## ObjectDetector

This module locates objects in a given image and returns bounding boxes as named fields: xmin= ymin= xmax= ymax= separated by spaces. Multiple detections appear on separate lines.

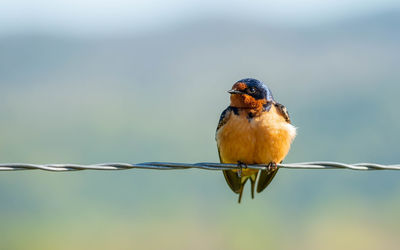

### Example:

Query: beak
xmin=227 ymin=89 xmax=243 ymax=95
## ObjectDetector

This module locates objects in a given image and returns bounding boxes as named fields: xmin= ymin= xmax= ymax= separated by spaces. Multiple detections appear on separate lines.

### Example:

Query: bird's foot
xmin=267 ymin=162 xmax=278 ymax=172
xmin=237 ymin=161 xmax=247 ymax=178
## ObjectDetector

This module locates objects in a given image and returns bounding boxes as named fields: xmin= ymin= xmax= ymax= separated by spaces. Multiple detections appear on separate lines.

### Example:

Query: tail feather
xmin=237 ymin=178 xmax=248 ymax=203
xmin=223 ymin=170 xmax=267 ymax=203
xmin=256 ymin=168 xmax=279 ymax=193
xmin=237 ymin=173 xmax=259 ymax=203
xmin=250 ymin=172 xmax=258 ymax=199
xmin=223 ymin=170 xmax=241 ymax=194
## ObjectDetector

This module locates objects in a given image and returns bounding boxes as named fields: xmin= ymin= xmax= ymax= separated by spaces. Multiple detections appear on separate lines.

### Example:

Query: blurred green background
xmin=1 ymin=1 xmax=400 ymax=249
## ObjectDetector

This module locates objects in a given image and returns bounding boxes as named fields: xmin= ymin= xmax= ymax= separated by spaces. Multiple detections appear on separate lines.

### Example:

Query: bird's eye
xmin=248 ymin=87 xmax=256 ymax=94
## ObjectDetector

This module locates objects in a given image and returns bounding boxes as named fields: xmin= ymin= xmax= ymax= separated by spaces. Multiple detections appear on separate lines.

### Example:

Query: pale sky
xmin=1 ymin=0 xmax=399 ymax=35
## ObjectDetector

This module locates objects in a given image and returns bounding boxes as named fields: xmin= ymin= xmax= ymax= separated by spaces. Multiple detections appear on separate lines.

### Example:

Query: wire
xmin=0 ymin=162 xmax=399 ymax=172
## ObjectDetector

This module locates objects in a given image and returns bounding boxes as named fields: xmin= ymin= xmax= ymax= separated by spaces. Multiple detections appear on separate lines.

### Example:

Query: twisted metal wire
xmin=0 ymin=162 xmax=399 ymax=172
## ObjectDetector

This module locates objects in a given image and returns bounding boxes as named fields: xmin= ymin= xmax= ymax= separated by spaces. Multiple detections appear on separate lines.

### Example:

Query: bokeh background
xmin=1 ymin=1 xmax=400 ymax=249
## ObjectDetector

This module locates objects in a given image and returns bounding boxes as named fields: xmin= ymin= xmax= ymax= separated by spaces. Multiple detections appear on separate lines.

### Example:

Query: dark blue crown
xmin=236 ymin=78 xmax=274 ymax=101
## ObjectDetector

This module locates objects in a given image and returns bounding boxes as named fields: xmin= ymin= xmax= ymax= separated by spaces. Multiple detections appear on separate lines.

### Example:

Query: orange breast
xmin=216 ymin=105 xmax=296 ymax=168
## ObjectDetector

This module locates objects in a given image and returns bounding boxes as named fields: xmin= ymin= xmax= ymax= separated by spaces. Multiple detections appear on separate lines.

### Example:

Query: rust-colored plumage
xmin=216 ymin=78 xmax=296 ymax=203
xmin=229 ymin=82 xmax=267 ymax=111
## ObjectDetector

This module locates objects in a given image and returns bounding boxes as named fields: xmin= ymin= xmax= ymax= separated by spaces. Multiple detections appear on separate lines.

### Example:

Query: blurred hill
xmin=0 ymin=10 xmax=399 ymax=250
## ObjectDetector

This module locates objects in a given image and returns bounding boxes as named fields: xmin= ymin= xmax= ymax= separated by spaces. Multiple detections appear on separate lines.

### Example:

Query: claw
xmin=267 ymin=162 xmax=278 ymax=172
xmin=237 ymin=161 xmax=247 ymax=178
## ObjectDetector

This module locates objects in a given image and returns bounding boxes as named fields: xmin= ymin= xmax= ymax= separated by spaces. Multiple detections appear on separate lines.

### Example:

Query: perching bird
xmin=215 ymin=78 xmax=296 ymax=203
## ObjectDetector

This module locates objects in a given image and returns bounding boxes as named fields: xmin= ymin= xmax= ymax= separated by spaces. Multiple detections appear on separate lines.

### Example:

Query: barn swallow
xmin=215 ymin=78 xmax=296 ymax=203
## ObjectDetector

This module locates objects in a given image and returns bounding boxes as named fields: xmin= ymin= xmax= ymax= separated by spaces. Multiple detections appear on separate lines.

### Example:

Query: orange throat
xmin=230 ymin=94 xmax=267 ymax=114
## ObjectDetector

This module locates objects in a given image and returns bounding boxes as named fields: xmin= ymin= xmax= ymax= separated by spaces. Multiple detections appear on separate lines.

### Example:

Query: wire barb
xmin=0 ymin=162 xmax=399 ymax=172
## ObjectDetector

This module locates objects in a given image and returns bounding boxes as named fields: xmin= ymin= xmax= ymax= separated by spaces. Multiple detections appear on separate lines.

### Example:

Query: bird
xmin=215 ymin=78 xmax=296 ymax=203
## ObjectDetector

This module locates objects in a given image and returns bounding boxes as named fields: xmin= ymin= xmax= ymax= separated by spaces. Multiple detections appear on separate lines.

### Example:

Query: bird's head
xmin=228 ymin=78 xmax=274 ymax=109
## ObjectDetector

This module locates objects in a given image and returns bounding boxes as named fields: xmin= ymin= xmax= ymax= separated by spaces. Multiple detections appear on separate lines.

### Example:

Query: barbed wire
xmin=0 ymin=162 xmax=399 ymax=172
